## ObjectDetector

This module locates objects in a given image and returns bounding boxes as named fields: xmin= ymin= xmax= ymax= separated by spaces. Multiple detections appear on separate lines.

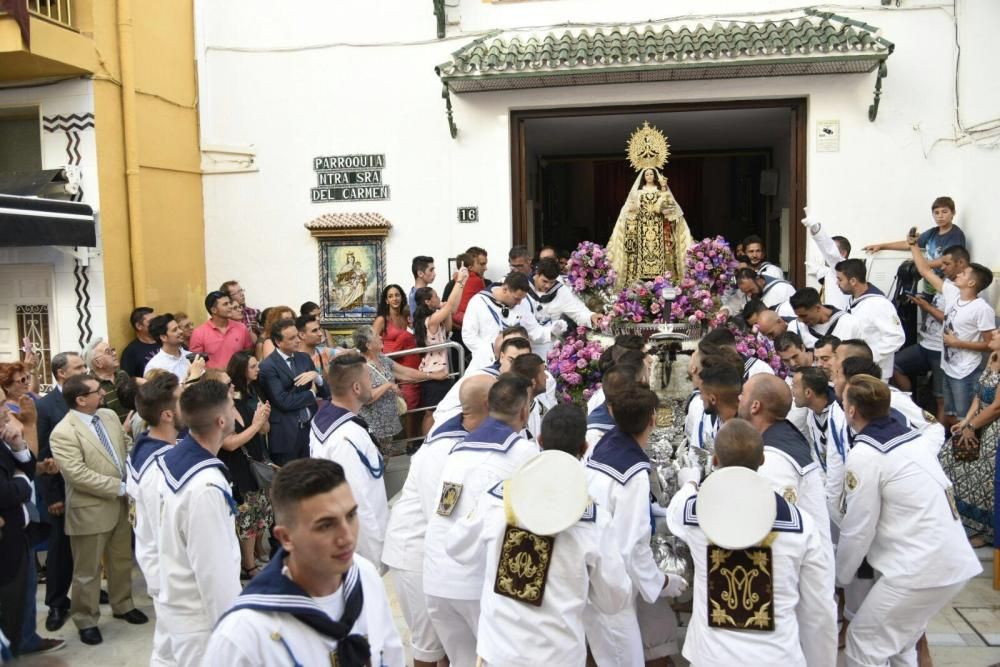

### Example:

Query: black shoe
xmin=22 ymin=638 xmax=65 ymax=655
xmin=99 ymin=590 xmax=109 ymax=605
xmin=45 ymin=607 xmax=69 ymax=632
xmin=113 ymin=608 xmax=148 ymax=625
xmin=79 ymin=627 xmax=103 ymax=645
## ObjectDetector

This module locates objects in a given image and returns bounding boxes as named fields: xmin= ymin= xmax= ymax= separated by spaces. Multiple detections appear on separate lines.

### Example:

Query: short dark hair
xmin=50 ymin=351 xmax=81 ymax=382
xmin=204 ymin=290 xmax=228 ymax=314
xmin=148 ymin=313 xmax=175 ymax=344
xmin=699 ymin=345 xmax=743 ymax=372
xmin=510 ymin=354 xmax=545 ymax=383
xmin=300 ymin=301 xmax=320 ymax=317
xmin=789 ymin=287 xmax=821 ymax=311
xmin=327 ymin=352 xmax=367 ymax=397
xmin=700 ymin=362 xmax=743 ymax=395
xmin=294 ymin=314 xmax=318 ymax=332
xmin=740 ymin=298 xmax=768 ymax=323
xmin=465 ymin=246 xmax=487 ymax=259
xmin=180 ymin=379 xmax=231 ymax=434
xmin=845 ymin=375 xmax=891 ymax=421
xmin=502 ymin=271 xmax=531 ymax=292
xmin=501 ymin=325 xmax=529 ymax=339
xmin=130 ymin=307 xmax=154 ymax=331
xmin=931 ymin=196 xmax=955 ymax=213
xmin=814 ymin=335 xmax=841 ymax=351
xmin=832 ymin=235 xmax=851 ymax=257
xmin=735 ymin=267 xmax=760 ymax=283
xmin=499 ymin=337 xmax=531 ymax=356
xmin=742 ymin=234 xmax=764 ymax=250
xmin=539 ymin=403 xmax=586 ymax=457
xmin=137 ymin=373 xmax=179 ymax=426
xmin=508 ymin=245 xmax=531 ymax=262
xmin=62 ymin=374 xmax=98 ymax=409
xmin=835 ymin=258 xmax=867 ymax=283
xmin=969 ymin=262 xmax=994 ymax=292
xmin=608 ymin=386 xmax=659 ymax=436
xmin=838 ymin=339 xmax=873 ymax=363
xmin=715 ymin=419 xmax=764 ymax=470
xmin=534 ymin=257 xmax=560 ymax=280
xmin=775 ymin=332 xmax=805 ymax=353
xmin=601 ymin=363 xmax=643 ymax=403
xmin=488 ymin=374 xmax=532 ymax=417
xmin=411 ymin=256 xmax=434 ymax=278
xmin=942 ymin=245 xmax=970 ymax=264
xmin=271 ymin=458 xmax=348 ymax=526
xmin=842 ymin=357 xmax=883 ymax=381
xmin=797 ymin=366 xmax=830 ymax=396
xmin=700 ymin=327 xmax=737 ymax=351
xmin=270 ymin=318 xmax=297 ymax=344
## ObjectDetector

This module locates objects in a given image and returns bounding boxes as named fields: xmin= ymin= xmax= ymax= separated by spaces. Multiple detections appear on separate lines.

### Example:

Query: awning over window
xmin=0 ymin=193 xmax=96 ymax=247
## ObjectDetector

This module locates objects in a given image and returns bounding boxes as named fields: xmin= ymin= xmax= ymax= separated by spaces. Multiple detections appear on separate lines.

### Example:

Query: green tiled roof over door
xmin=436 ymin=13 xmax=892 ymax=93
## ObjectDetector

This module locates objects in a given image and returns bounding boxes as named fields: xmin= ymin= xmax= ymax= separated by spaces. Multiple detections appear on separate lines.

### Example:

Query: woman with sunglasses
xmin=0 ymin=361 xmax=41 ymax=455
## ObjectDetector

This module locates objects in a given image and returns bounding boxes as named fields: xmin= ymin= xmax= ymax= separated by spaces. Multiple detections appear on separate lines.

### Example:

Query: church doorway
xmin=510 ymin=99 xmax=807 ymax=285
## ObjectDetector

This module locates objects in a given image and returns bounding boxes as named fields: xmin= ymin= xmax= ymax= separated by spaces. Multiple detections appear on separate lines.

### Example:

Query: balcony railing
xmin=28 ymin=0 xmax=74 ymax=30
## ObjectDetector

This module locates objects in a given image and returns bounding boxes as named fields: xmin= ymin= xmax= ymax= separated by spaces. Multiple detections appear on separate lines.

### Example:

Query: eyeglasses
xmin=82 ymin=387 xmax=106 ymax=397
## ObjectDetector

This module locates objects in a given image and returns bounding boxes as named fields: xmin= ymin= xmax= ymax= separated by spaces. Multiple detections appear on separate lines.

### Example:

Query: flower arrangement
xmin=547 ymin=326 xmax=605 ymax=405
xmin=565 ymin=241 xmax=617 ymax=294
xmin=609 ymin=275 xmax=676 ymax=326
xmin=730 ymin=322 xmax=788 ymax=379
xmin=686 ymin=236 xmax=739 ymax=295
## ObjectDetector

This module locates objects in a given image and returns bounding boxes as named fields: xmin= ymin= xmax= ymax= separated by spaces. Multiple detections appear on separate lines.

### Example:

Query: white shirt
xmin=760 ymin=278 xmax=796 ymax=309
xmin=803 ymin=309 xmax=863 ymax=344
xmin=940 ymin=280 xmax=996 ymax=379
xmin=462 ymin=290 xmax=549 ymax=370
xmin=143 ymin=347 xmax=191 ymax=383
xmin=309 ymin=407 xmax=388 ymax=566
xmin=431 ymin=364 xmax=500 ymax=428
xmin=125 ymin=434 xmax=173 ymax=597
xmin=918 ymin=291 xmax=946 ymax=352
xmin=889 ymin=388 xmax=946 ymax=456
xmin=446 ymin=481 xmax=632 ymax=667
xmin=806 ymin=223 xmax=852 ymax=312
xmin=756 ymin=261 xmax=786 ymax=281
xmin=203 ymin=556 xmax=404 ymax=667
xmin=848 ymin=287 xmax=906 ymax=380
xmin=837 ymin=419 xmax=982 ymax=589
xmin=525 ymin=282 xmax=596 ymax=359
xmin=667 ymin=481 xmax=837 ymax=667
xmin=684 ymin=392 xmax=719 ymax=450
xmin=422 ymin=420 xmax=539 ymax=600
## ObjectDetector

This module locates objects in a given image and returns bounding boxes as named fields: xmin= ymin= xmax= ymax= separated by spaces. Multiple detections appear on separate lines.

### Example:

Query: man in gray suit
xmin=50 ymin=375 xmax=147 ymax=646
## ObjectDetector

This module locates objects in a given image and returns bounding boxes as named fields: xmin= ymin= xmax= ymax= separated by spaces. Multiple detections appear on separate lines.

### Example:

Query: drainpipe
xmin=117 ymin=0 xmax=146 ymax=306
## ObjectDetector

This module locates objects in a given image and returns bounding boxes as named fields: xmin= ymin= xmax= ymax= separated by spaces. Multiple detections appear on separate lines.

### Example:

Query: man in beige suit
xmin=50 ymin=374 xmax=147 ymax=646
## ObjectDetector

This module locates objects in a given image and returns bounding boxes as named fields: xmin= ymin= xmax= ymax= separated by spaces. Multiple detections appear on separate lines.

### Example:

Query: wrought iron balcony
xmin=28 ymin=0 xmax=74 ymax=30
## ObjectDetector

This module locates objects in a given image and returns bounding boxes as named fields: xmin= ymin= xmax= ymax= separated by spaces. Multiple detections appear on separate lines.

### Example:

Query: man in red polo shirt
xmin=189 ymin=290 xmax=253 ymax=369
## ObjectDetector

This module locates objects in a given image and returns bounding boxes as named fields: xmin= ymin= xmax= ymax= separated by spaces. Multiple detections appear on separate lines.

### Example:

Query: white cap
xmin=509 ymin=450 xmax=590 ymax=536
xmin=697 ymin=467 xmax=776 ymax=550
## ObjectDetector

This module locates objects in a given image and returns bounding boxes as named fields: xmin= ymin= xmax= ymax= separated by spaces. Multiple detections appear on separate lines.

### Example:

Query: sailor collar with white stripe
xmin=486 ymin=479 xmax=597 ymax=523
xmin=425 ymin=413 xmax=469 ymax=444
xmin=450 ymin=416 xmax=526 ymax=454
xmin=854 ymin=416 xmax=920 ymax=454
xmin=849 ymin=284 xmax=886 ymax=309
xmin=762 ymin=420 xmax=818 ymax=472
xmin=157 ymin=435 xmax=228 ymax=493
xmin=311 ymin=403 xmax=368 ymax=445
xmin=760 ymin=275 xmax=791 ymax=294
xmin=683 ymin=490 xmax=803 ymax=534
xmin=127 ymin=432 xmax=174 ymax=483
xmin=527 ymin=281 xmax=562 ymax=306
xmin=756 ymin=261 xmax=778 ymax=274
xmin=586 ymin=401 xmax=615 ymax=432
xmin=586 ymin=427 xmax=650 ymax=485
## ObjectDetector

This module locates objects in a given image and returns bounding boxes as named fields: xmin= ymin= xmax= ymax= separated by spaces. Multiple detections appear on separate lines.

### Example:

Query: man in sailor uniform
xmin=837 ymin=375 xmax=981 ymax=667
xmin=525 ymin=257 xmax=602 ymax=359
xmin=667 ymin=419 xmax=837 ymax=667
xmin=381 ymin=374 xmax=495 ymax=667
xmin=790 ymin=287 xmax=864 ymax=343
xmin=791 ymin=367 xmax=848 ymax=512
xmin=126 ymin=374 xmax=182 ymax=666
xmin=585 ymin=363 xmax=644 ymax=455
xmin=423 ymin=375 xmax=540 ymax=667
xmin=309 ymin=353 xmax=387 ymax=567
xmin=699 ymin=328 xmax=774 ymax=383
xmin=155 ymin=379 xmax=242 ymax=665
xmin=446 ymin=406 xmax=632 ymax=667
xmin=736 ymin=268 xmax=796 ymax=309
xmin=204 ymin=459 xmax=404 ymax=667
xmin=739 ymin=374 xmax=832 ymax=548
xmin=585 ymin=386 xmax=687 ymax=666
xmin=431 ymin=334 xmax=529 ymax=428
xmin=462 ymin=271 xmax=560 ymax=371
xmin=835 ymin=259 xmax=905 ymax=380
xmin=510 ymin=354 xmax=553 ymax=442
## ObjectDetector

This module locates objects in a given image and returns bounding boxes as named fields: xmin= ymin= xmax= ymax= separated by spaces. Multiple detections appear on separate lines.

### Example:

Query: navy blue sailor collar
xmin=451 ymin=416 xmax=523 ymax=454
xmin=587 ymin=401 xmax=615 ymax=431
xmin=683 ymin=489 xmax=803 ymax=534
xmin=850 ymin=283 xmax=886 ymax=307
xmin=586 ymin=427 xmax=650 ymax=485
xmin=486 ymin=478 xmax=597 ymax=523
xmin=311 ymin=403 xmax=368 ymax=444
xmin=855 ymin=415 xmax=920 ymax=453
xmin=762 ymin=419 xmax=816 ymax=470
xmin=127 ymin=431 xmax=174 ymax=483
xmin=426 ymin=413 xmax=468 ymax=444
xmin=527 ymin=281 xmax=562 ymax=305
xmin=157 ymin=435 xmax=228 ymax=493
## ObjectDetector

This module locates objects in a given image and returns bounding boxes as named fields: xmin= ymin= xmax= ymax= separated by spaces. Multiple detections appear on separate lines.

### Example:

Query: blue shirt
xmin=917 ymin=224 xmax=966 ymax=293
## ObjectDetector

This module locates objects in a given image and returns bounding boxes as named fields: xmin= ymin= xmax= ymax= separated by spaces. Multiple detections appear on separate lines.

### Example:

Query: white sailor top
xmin=584 ymin=400 xmax=616 ymax=457
xmin=586 ymin=428 xmax=665 ymax=603
xmin=847 ymin=285 xmax=905 ymax=375
xmin=430 ymin=361 xmax=501 ymax=428
xmin=423 ymin=417 xmax=539 ymax=600
xmin=462 ymin=289 xmax=548 ymax=370
xmin=837 ymin=417 xmax=982 ymax=589
xmin=126 ymin=432 xmax=173 ymax=597
xmin=525 ymin=281 xmax=595 ymax=328
xmin=445 ymin=479 xmax=632 ymax=667
xmin=759 ymin=275 xmax=796 ymax=309
xmin=805 ymin=307 xmax=863 ymax=343
xmin=204 ymin=553 xmax=404 ymax=667
xmin=381 ymin=413 xmax=469 ymax=572
xmin=310 ymin=404 xmax=388 ymax=566
xmin=756 ymin=261 xmax=786 ymax=282
xmin=667 ymin=482 xmax=837 ymax=667
xmin=743 ymin=354 xmax=775 ymax=381
xmin=759 ymin=420 xmax=831 ymax=547
xmin=156 ymin=436 xmax=242 ymax=631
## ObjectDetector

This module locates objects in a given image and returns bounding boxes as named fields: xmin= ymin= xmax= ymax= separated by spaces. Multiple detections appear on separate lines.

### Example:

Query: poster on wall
xmin=317 ymin=237 xmax=386 ymax=328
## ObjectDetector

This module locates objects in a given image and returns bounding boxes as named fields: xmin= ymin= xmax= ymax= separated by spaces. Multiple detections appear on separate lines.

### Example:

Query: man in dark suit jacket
xmin=35 ymin=351 xmax=88 ymax=631
xmin=259 ymin=318 xmax=330 ymax=464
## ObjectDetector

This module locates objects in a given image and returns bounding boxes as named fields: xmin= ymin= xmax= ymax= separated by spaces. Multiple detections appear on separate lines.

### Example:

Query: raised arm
xmin=909 ymin=236 xmax=944 ymax=292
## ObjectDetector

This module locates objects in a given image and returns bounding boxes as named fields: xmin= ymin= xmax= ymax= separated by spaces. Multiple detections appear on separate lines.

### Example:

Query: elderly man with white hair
xmin=83 ymin=339 xmax=130 ymax=422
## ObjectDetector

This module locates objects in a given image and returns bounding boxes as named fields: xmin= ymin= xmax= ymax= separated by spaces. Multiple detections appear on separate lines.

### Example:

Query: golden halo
xmin=627 ymin=121 xmax=670 ymax=172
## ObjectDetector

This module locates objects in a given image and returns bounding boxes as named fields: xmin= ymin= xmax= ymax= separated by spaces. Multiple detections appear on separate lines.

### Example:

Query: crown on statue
xmin=627 ymin=121 xmax=670 ymax=171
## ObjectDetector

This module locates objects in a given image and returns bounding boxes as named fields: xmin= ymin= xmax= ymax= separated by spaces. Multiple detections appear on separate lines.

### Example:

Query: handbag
xmin=367 ymin=360 xmax=407 ymax=416
xmin=244 ymin=440 xmax=279 ymax=490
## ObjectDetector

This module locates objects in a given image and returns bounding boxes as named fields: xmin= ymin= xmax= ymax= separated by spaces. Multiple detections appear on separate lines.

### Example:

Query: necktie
xmin=92 ymin=415 xmax=122 ymax=475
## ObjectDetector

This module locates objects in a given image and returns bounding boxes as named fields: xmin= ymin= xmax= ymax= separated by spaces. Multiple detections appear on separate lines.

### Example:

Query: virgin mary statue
xmin=607 ymin=123 xmax=694 ymax=289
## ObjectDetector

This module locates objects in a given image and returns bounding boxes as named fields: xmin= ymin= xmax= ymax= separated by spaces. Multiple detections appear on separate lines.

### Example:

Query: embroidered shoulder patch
xmin=845 ymin=470 xmax=859 ymax=492
xmin=494 ymin=525 xmax=555 ymax=607
xmin=782 ymin=486 xmax=798 ymax=504
xmin=436 ymin=482 xmax=463 ymax=517
xmin=707 ymin=545 xmax=774 ymax=632
xmin=945 ymin=487 xmax=960 ymax=521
